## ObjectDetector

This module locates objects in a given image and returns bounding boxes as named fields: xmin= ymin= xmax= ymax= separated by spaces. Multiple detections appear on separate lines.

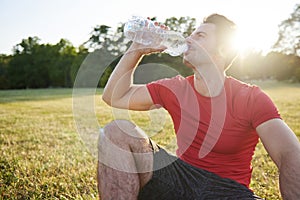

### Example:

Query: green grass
xmin=0 ymin=80 xmax=299 ymax=199
xmin=0 ymin=89 xmax=98 ymax=199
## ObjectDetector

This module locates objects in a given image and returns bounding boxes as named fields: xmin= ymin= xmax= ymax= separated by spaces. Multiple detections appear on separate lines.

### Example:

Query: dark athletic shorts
xmin=138 ymin=140 xmax=264 ymax=200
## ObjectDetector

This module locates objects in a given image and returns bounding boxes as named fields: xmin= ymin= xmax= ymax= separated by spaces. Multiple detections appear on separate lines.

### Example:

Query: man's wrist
xmin=125 ymin=46 xmax=144 ymax=59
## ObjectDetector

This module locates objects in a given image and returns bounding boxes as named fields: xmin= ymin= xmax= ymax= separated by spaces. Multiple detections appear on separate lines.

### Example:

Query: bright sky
xmin=0 ymin=0 xmax=298 ymax=55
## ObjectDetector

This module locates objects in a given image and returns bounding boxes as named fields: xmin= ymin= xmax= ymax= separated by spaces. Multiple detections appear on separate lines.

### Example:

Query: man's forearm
xmin=102 ymin=49 xmax=143 ymax=105
xmin=279 ymin=151 xmax=300 ymax=199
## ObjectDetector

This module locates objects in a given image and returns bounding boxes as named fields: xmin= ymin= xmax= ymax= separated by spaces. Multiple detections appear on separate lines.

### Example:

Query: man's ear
xmin=217 ymin=44 xmax=227 ymax=58
xmin=218 ymin=44 xmax=239 ymax=70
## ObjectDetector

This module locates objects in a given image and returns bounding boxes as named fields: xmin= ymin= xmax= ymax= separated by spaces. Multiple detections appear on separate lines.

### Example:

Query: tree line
xmin=0 ymin=37 xmax=89 ymax=89
xmin=0 ymin=4 xmax=299 ymax=89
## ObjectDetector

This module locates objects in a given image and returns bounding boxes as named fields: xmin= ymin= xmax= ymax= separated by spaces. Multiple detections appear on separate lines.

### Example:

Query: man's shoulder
xmin=226 ymin=76 xmax=259 ymax=93
xmin=148 ymin=75 xmax=190 ymax=87
xmin=225 ymin=77 xmax=265 ymax=103
xmin=226 ymin=76 xmax=255 ymax=88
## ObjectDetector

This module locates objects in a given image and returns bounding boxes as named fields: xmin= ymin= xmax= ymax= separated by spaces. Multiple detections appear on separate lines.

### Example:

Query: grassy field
xmin=0 ymin=80 xmax=299 ymax=199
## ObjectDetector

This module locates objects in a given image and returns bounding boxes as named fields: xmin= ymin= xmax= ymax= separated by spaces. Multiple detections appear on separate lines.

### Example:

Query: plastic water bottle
xmin=124 ymin=16 xmax=188 ymax=56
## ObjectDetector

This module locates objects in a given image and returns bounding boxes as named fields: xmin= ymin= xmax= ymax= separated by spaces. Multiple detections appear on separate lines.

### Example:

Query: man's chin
xmin=183 ymin=58 xmax=195 ymax=70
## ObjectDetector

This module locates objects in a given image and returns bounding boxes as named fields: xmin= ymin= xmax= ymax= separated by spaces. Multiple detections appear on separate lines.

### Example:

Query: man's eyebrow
xmin=195 ymin=31 xmax=207 ymax=36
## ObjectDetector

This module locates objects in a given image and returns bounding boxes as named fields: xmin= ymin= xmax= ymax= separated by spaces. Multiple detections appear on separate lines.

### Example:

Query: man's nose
xmin=185 ymin=36 xmax=194 ymax=45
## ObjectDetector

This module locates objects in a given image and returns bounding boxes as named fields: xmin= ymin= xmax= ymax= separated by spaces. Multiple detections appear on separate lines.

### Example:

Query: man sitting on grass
xmin=98 ymin=13 xmax=300 ymax=199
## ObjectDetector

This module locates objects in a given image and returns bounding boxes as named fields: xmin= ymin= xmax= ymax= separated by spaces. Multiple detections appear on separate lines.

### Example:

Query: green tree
xmin=8 ymin=37 xmax=79 ymax=88
xmin=85 ymin=23 xmax=129 ymax=56
xmin=264 ymin=52 xmax=298 ymax=81
xmin=86 ymin=25 xmax=112 ymax=50
xmin=70 ymin=45 xmax=89 ymax=85
xmin=8 ymin=36 xmax=51 ymax=88
xmin=0 ymin=54 xmax=11 ymax=89
xmin=49 ymin=39 xmax=77 ymax=87
xmin=164 ymin=16 xmax=196 ymax=37
xmin=13 ymin=36 xmax=40 ymax=55
xmin=273 ymin=4 xmax=300 ymax=56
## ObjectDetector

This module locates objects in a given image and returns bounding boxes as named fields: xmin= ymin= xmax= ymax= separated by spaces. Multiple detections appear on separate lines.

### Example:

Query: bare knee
xmin=98 ymin=119 xmax=154 ymax=173
xmin=101 ymin=119 xmax=148 ymax=146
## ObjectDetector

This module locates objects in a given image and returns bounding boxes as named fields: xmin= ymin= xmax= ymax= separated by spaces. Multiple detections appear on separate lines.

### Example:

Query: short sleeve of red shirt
xmin=146 ymin=75 xmax=184 ymax=109
xmin=247 ymin=86 xmax=281 ymax=128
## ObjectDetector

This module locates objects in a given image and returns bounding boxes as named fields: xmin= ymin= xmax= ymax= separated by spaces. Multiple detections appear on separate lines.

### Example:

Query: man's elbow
xmin=102 ymin=93 xmax=112 ymax=106
xmin=278 ymin=146 xmax=300 ymax=171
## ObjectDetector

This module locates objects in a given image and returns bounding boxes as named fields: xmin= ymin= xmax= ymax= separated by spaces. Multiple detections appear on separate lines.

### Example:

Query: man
xmin=98 ymin=14 xmax=300 ymax=199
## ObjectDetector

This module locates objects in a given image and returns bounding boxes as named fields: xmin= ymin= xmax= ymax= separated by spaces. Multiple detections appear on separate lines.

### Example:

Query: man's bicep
xmin=129 ymin=85 xmax=156 ymax=110
xmin=256 ymin=118 xmax=300 ymax=168
xmin=110 ymin=85 xmax=155 ymax=111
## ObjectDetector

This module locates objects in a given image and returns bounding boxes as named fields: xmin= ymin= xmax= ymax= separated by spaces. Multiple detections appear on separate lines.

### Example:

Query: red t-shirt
xmin=146 ymin=75 xmax=281 ymax=187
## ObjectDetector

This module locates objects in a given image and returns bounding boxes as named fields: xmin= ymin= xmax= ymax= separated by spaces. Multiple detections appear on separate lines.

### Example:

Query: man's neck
xmin=193 ymin=64 xmax=225 ymax=97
